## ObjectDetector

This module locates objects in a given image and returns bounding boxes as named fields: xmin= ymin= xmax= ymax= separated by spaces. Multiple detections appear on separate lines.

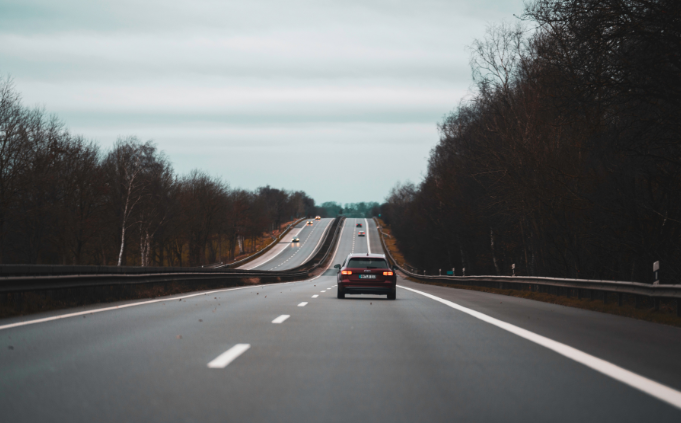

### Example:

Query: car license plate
xmin=359 ymin=274 xmax=376 ymax=279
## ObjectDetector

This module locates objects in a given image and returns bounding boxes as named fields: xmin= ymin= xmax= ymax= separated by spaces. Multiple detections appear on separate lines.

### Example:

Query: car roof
xmin=346 ymin=253 xmax=386 ymax=260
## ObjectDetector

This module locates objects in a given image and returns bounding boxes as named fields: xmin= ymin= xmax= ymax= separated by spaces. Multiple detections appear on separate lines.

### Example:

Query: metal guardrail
xmin=373 ymin=218 xmax=681 ymax=315
xmin=0 ymin=217 xmax=345 ymax=293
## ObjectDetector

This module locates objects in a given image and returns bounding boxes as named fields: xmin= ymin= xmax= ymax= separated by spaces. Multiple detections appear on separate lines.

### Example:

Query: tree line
xmin=0 ymin=77 xmax=320 ymax=266
xmin=318 ymin=202 xmax=380 ymax=218
xmin=382 ymin=0 xmax=681 ymax=283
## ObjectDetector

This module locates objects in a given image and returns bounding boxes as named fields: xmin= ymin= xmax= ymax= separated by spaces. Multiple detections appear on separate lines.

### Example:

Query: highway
xmin=240 ymin=218 xmax=333 ymax=270
xmin=1 ymin=217 xmax=681 ymax=422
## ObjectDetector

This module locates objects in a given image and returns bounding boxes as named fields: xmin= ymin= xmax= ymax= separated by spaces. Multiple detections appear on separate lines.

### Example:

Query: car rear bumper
xmin=340 ymin=282 xmax=396 ymax=295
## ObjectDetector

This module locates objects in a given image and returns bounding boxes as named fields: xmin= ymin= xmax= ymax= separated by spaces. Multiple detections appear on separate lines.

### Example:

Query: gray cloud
xmin=1 ymin=0 xmax=526 ymax=203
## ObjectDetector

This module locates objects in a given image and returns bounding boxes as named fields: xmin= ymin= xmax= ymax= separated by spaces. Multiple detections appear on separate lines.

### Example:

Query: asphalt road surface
xmin=240 ymin=218 xmax=333 ymax=270
xmin=1 ymin=217 xmax=681 ymax=422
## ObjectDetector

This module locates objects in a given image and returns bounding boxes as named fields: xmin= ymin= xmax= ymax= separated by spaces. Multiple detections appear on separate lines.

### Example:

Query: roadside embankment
xmin=376 ymin=219 xmax=681 ymax=328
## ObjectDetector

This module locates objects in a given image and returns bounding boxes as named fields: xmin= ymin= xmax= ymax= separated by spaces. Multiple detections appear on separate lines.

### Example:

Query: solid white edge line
xmin=207 ymin=343 xmax=251 ymax=368
xmin=298 ymin=302 xmax=308 ymax=307
xmin=0 ymin=282 xmax=298 ymax=331
xmin=398 ymin=284 xmax=681 ymax=411
xmin=272 ymin=315 xmax=290 ymax=324
xmin=365 ymin=218 xmax=371 ymax=254
xmin=2 ymin=218 xmax=350 ymax=332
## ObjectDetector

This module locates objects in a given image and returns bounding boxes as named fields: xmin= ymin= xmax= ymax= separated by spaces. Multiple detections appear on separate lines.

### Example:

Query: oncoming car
xmin=315 ymin=216 xmax=321 ymax=220
xmin=358 ymin=231 xmax=365 ymax=237
xmin=306 ymin=221 xmax=313 ymax=226
xmin=292 ymin=237 xmax=300 ymax=243
xmin=334 ymin=253 xmax=396 ymax=300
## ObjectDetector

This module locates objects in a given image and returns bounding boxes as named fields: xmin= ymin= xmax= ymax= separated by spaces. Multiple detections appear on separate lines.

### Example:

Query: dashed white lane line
xmin=242 ymin=227 xmax=305 ymax=270
xmin=351 ymin=219 xmax=356 ymax=253
xmin=312 ymin=295 xmax=319 ymax=298
xmin=270 ymin=219 xmax=331 ymax=270
xmin=207 ymin=344 xmax=251 ymax=369
xmin=272 ymin=315 xmax=290 ymax=324
xmin=0 ymin=283 xmax=297 ymax=331
xmin=399 ymin=285 xmax=681 ymax=411
xmin=298 ymin=302 xmax=308 ymax=307
xmin=321 ymin=290 xmax=326 ymax=293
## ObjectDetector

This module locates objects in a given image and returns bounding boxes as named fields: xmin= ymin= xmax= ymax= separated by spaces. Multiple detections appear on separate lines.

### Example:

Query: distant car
xmin=334 ymin=253 xmax=396 ymax=300
xmin=358 ymin=231 xmax=365 ymax=237
xmin=292 ymin=237 xmax=300 ymax=243
xmin=307 ymin=221 xmax=313 ymax=225
xmin=315 ymin=216 xmax=321 ymax=220
xmin=356 ymin=223 xmax=362 ymax=227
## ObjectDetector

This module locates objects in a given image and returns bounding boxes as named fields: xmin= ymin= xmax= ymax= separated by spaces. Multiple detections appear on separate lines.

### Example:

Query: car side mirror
xmin=334 ymin=264 xmax=341 ymax=269
xmin=392 ymin=265 xmax=397 ymax=271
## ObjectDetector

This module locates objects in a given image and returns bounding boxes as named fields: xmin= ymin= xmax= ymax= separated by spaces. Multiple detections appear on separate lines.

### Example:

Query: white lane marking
xmin=321 ymin=290 xmax=326 ymax=292
xmin=3 ymin=219 xmax=347 ymax=332
xmin=351 ymin=219 xmax=356 ymax=253
xmin=270 ymin=218 xmax=332 ymax=270
xmin=207 ymin=344 xmax=251 ymax=369
xmin=242 ymin=227 xmax=305 ymax=270
xmin=300 ymin=218 xmax=333 ymax=265
xmin=0 ymin=283 xmax=297 ymax=332
xmin=255 ymin=225 xmax=315 ymax=270
xmin=399 ymin=285 xmax=681 ymax=411
xmin=365 ymin=218 xmax=371 ymax=253
xmin=312 ymin=295 xmax=319 ymax=298
xmin=298 ymin=302 xmax=308 ymax=307
xmin=272 ymin=315 xmax=290 ymax=324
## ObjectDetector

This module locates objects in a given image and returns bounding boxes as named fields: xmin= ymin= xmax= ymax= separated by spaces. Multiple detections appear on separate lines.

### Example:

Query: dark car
xmin=356 ymin=223 xmax=362 ymax=227
xmin=334 ymin=253 xmax=396 ymax=300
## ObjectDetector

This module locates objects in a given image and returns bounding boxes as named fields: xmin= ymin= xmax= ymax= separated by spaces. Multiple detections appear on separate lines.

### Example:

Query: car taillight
xmin=341 ymin=270 xmax=352 ymax=275
xmin=383 ymin=271 xmax=394 ymax=276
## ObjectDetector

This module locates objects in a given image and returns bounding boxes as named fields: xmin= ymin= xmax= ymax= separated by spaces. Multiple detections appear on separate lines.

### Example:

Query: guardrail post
xmin=634 ymin=295 xmax=639 ymax=309
xmin=603 ymin=292 xmax=608 ymax=304
xmin=439 ymin=269 xmax=441 ymax=276
xmin=617 ymin=293 xmax=623 ymax=306
xmin=577 ymin=289 xmax=581 ymax=299
xmin=462 ymin=268 xmax=466 ymax=276
xmin=589 ymin=290 xmax=593 ymax=300
xmin=653 ymin=297 xmax=660 ymax=311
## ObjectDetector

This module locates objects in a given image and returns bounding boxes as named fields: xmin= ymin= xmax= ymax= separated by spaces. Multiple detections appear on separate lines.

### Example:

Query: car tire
xmin=387 ymin=288 xmax=396 ymax=300
xmin=337 ymin=286 xmax=345 ymax=299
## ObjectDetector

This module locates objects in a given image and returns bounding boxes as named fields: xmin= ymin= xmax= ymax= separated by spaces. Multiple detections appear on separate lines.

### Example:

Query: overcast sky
xmin=1 ymin=0 xmax=526 ymax=204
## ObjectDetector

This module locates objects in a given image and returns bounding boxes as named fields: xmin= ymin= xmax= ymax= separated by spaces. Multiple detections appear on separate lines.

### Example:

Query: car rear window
xmin=347 ymin=258 xmax=389 ymax=269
